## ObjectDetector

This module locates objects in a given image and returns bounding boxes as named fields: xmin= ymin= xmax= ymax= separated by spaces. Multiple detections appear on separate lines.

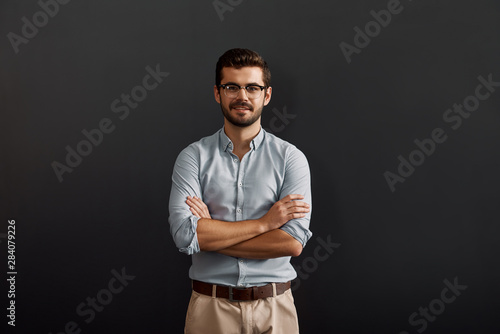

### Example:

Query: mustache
xmin=230 ymin=102 xmax=253 ymax=110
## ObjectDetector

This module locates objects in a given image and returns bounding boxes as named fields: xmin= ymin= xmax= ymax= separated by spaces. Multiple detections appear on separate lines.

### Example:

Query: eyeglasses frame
xmin=218 ymin=84 xmax=268 ymax=99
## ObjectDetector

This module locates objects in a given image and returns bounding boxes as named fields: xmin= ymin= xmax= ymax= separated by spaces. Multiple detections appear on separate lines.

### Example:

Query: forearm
xmin=189 ymin=194 xmax=309 ymax=253
xmin=216 ymin=229 xmax=303 ymax=259
xmin=197 ymin=218 xmax=268 ymax=251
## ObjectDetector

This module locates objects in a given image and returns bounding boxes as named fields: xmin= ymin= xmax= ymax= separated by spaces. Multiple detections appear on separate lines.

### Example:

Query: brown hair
xmin=215 ymin=48 xmax=271 ymax=87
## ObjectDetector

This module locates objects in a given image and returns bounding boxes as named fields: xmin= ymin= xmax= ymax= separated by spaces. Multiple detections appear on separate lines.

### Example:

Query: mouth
xmin=231 ymin=104 xmax=253 ymax=113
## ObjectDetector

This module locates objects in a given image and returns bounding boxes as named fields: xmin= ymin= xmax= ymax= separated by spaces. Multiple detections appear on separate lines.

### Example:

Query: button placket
xmin=231 ymin=145 xmax=250 ymax=287
xmin=237 ymin=258 xmax=246 ymax=287
xmin=235 ymin=155 xmax=246 ymax=221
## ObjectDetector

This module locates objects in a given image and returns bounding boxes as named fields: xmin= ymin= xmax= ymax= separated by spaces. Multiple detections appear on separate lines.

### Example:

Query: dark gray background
xmin=2 ymin=0 xmax=500 ymax=333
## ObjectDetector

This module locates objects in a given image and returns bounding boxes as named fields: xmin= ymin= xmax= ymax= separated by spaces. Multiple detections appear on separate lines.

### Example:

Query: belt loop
xmin=272 ymin=283 xmax=277 ymax=297
xmin=212 ymin=284 xmax=217 ymax=298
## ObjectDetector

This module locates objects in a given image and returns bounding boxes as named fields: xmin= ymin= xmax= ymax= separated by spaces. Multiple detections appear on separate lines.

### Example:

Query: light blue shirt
xmin=168 ymin=126 xmax=312 ymax=287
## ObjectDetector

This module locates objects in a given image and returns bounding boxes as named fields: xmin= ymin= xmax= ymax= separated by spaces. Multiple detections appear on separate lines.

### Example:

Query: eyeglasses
xmin=218 ymin=84 xmax=267 ymax=99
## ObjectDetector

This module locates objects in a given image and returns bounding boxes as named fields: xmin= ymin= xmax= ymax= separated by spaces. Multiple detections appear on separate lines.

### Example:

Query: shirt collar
xmin=220 ymin=127 xmax=233 ymax=152
xmin=251 ymin=126 xmax=265 ymax=150
xmin=219 ymin=126 xmax=266 ymax=152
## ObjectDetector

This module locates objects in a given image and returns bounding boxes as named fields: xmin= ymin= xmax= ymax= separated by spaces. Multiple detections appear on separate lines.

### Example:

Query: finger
xmin=280 ymin=194 xmax=304 ymax=203
xmin=186 ymin=202 xmax=203 ymax=217
xmin=187 ymin=196 xmax=204 ymax=204
xmin=286 ymin=209 xmax=309 ymax=216
xmin=187 ymin=198 xmax=206 ymax=212
xmin=192 ymin=197 xmax=209 ymax=210
xmin=284 ymin=201 xmax=310 ymax=209
xmin=193 ymin=209 xmax=206 ymax=219
xmin=188 ymin=203 xmax=202 ymax=214
xmin=288 ymin=213 xmax=307 ymax=219
xmin=190 ymin=207 xmax=201 ymax=218
xmin=290 ymin=201 xmax=310 ymax=207
xmin=288 ymin=206 xmax=310 ymax=213
xmin=187 ymin=198 xmax=212 ymax=219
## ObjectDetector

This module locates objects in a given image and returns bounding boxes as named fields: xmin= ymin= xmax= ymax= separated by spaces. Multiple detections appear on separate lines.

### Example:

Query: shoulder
xmin=263 ymin=130 xmax=308 ymax=162
xmin=176 ymin=129 xmax=221 ymax=162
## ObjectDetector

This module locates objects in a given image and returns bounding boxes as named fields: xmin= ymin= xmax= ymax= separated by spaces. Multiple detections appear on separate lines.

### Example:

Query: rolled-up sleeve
xmin=168 ymin=146 xmax=202 ymax=255
xmin=279 ymin=146 xmax=313 ymax=247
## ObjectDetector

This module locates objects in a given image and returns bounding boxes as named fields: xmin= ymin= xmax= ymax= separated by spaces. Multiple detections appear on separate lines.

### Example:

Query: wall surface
xmin=2 ymin=0 xmax=500 ymax=333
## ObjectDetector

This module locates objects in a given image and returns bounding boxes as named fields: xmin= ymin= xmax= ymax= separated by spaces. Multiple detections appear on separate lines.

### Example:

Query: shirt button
xmin=233 ymin=158 xmax=238 ymax=163
xmin=236 ymin=208 xmax=241 ymax=213
xmin=239 ymin=260 xmax=244 ymax=263
xmin=238 ymin=182 xmax=242 ymax=187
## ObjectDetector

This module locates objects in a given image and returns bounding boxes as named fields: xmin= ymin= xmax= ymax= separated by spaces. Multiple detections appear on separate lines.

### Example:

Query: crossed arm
xmin=186 ymin=195 xmax=310 ymax=259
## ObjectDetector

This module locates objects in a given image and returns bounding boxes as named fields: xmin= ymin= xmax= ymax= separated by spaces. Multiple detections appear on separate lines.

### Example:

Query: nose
xmin=235 ymin=87 xmax=249 ymax=100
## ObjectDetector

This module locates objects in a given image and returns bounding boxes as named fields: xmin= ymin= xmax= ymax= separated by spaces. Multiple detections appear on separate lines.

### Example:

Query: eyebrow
xmin=222 ymin=81 xmax=263 ymax=86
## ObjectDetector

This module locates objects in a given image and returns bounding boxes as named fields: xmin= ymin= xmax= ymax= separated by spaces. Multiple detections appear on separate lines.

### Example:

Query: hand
xmin=186 ymin=196 xmax=212 ymax=219
xmin=259 ymin=194 xmax=310 ymax=230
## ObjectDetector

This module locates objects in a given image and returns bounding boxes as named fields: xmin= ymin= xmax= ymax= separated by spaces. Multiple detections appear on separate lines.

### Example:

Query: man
xmin=168 ymin=48 xmax=312 ymax=334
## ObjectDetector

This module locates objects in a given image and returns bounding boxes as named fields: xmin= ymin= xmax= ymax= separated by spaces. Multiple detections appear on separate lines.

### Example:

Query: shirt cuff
xmin=179 ymin=215 xmax=201 ymax=255
xmin=280 ymin=220 xmax=313 ymax=247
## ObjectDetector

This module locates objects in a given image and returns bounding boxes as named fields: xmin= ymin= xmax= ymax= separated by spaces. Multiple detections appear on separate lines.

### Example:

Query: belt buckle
xmin=228 ymin=286 xmax=235 ymax=302
xmin=228 ymin=286 xmax=246 ymax=302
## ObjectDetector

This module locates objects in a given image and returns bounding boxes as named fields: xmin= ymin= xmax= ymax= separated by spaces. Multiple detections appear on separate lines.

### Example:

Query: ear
xmin=214 ymin=85 xmax=221 ymax=104
xmin=263 ymin=86 xmax=272 ymax=106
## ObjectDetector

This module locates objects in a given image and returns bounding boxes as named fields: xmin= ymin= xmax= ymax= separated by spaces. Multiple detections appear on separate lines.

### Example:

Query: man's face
xmin=214 ymin=66 xmax=272 ymax=128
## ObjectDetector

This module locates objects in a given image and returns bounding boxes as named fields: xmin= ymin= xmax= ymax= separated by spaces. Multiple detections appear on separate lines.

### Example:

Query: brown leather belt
xmin=192 ymin=280 xmax=291 ymax=302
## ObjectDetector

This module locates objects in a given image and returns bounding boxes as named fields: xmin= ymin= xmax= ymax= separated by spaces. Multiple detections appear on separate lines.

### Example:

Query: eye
xmin=226 ymin=85 xmax=239 ymax=92
xmin=247 ymin=86 xmax=260 ymax=92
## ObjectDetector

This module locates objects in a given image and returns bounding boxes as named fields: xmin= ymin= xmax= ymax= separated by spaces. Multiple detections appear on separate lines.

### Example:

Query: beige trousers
xmin=184 ymin=286 xmax=299 ymax=334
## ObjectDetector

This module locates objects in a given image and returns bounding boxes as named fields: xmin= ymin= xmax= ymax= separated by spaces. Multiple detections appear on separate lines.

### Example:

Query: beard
xmin=220 ymin=100 xmax=264 ymax=128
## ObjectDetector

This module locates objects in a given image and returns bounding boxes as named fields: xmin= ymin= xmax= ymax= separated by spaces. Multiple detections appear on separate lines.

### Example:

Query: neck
xmin=223 ymin=119 xmax=261 ymax=153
